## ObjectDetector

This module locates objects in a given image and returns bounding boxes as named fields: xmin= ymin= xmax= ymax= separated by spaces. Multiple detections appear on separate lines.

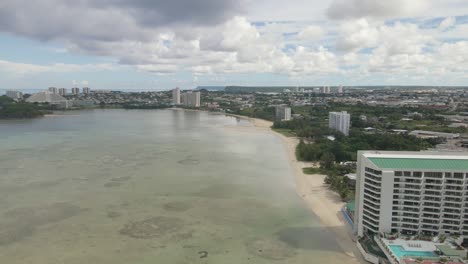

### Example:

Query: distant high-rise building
xmin=172 ymin=87 xmax=180 ymax=105
xmin=58 ymin=88 xmax=67 ymax=96
xmin=5 ymin=90 xmax=23 ymax=100
xmin=329 ymin=111 xmax=350 ymax=136
xmin=71 ymin=87 xmax=80 ymax=95
xmin=275 ymin=106 xmax=291 ymax=121
xmin=181 ymin=91 xmax=200 ymax=107
xmin=48 ymin=87 xmax=59 ymax=94
xmin=82 ymin=87 xmax=90 ymax=94
xmin=337 ymin=86 xmax=344 ymax=94
xmin=320 ymin=86 xmax=331 ymax=94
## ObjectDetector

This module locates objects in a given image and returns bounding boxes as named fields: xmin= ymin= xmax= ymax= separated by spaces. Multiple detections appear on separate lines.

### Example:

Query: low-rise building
xmin=26 ymin=91 xmax=70 ymax=108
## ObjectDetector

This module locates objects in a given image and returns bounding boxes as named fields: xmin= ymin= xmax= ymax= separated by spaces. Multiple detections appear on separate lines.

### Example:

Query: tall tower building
xmin=48 ymin=87 xmax=59 ymax=94
xmin=82 ymin=87 xmax=90 ymax=94
xmin=180 ymin=91 xmax=200 ymax=107
xmin=58 ymin=88 xmax=67 ymax=96
xmin=275 ymin=106 xmax=291 ymax=121
xmin=329 ymin=111 xmax=350 ymax=136
xmin=71 ymin=87 xmax=80 ymax=95
xmin=172 ymin=87 xmax=181 ymax=105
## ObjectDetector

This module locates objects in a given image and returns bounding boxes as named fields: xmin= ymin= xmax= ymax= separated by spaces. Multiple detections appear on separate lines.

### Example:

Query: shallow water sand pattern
xmin=0 ymin=203 xmax=81 ymax=245
xmin=119 ymin=216 xmax=183 ymax=239
xmin=246 ymin=238 xmax=296 ymax=260
xmin=0 ymin=110 xmax=352 ymax=264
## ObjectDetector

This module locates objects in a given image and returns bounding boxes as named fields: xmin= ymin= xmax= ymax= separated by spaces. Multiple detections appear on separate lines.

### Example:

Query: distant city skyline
xmin=0 ymin=1 xmax=467 ymax=90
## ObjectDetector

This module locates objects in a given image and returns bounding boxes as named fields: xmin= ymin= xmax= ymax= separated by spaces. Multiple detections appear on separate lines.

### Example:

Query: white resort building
xmin=355 ymin=151 xmax=468 ymax=238
xmin=354 ymin=151 xmax=468 ymax=264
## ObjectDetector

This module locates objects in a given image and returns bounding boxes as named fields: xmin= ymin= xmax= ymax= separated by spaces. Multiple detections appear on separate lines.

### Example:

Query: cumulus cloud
xmin=336 ymin=19 xmax=380 ymax=51
xmin=298 ymin=25 xmax=325 ymax=41
xmin=0 ymin=0 xmax=244 ymax=42
xmin=327 ymin=0 xmax=428 ymax=20
xmin=0 ymin=0 xmax=467 ymax=84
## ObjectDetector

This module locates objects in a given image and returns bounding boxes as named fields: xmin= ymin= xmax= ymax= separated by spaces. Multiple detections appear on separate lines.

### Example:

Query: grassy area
xmin=272 ymin=128 xmax=296 ymax=137
xmin=303 ymin=167 xmax=326 ymax=175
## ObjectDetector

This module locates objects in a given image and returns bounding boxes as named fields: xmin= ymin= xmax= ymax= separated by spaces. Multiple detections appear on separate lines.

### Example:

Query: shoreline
xmin=176 ymin=108 xmax=364 ymax=262
xmin=246 ymin=116 xmax=363 ymax=263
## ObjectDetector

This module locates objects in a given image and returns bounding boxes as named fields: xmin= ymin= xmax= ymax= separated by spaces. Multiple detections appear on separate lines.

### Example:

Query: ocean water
xmin=0 ymin=109 xmax=349 ymax=263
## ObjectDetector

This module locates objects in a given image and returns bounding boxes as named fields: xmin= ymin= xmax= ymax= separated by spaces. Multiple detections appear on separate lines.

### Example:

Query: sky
xmin=0 ymin=0 xmax=467 ymax=90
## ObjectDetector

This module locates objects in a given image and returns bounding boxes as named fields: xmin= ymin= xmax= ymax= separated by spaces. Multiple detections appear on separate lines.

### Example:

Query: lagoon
xmin=0 ymin=109 xmax=350 ymax=263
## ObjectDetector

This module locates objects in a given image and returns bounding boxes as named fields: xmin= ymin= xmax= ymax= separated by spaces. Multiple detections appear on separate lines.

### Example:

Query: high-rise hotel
xmin=329 ymin=111 xmax=350 ymax=136
xmin=354 ymin=151 xmax=468 ymax=238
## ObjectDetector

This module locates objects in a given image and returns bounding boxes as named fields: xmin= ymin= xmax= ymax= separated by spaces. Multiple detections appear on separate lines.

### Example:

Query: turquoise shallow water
xmin=389 ymin=245 xmax=437 ymax=259
xmin=0 ymin=109 xmax=350 ymax=263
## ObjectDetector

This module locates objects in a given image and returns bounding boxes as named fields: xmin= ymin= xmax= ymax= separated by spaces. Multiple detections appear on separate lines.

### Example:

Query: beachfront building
xmin=181 ymin=91 xmax=200 ymax=107
xmin=354 ymin=150 xmax=468 ymax=238
xmin=5 ymin=90 xmax=23 ymax=100
xmin=172 ymin=87 xmax=180 ymax=105
xmin=329 ymin=111 xmax=350 ymax=136
xmin=275 ymin=106 xmax=291 ymax=121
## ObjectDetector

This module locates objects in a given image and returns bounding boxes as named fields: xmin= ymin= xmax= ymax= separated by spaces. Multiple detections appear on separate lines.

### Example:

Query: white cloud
xmin=327 ymin=0 xmax=428 ymax=20
xmin=298 ymin=25 xmax=324 ymax=41
xmin=336 ymin=18 xmax=380 ymax=51
xmin=439 ymin=17 xmax=456 ymax=30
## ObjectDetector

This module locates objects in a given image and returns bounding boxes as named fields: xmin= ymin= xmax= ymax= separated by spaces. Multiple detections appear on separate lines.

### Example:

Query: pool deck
xmin=384 ymin=238 xmax=438 ymax=252
xmin=377 ymin=237 xmax=442 ymax=264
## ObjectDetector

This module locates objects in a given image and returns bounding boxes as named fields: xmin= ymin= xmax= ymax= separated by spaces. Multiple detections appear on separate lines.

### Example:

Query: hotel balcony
xmin=424 ymin=179 xmax=443 ymax=184
xmin=364 ymin=184 xmax=381 ymax=194
xmin=364 ymin=178 xmax=381 ymax=187
xmin=445 ymin=186 xmax=464 ymax=191
xmin=422 ymin=196 xmax=442 ymax=202
xmin=422 ymin=208 xmax=440 ymax=213
xmin=442 ymin=208 xmax=462 ymax=214
xmin=445 ymin=180 xmax=464 ymax=186
xmin=444 ymin=197 xmax=463 ymax=203
xmin=364 ymin=194 xmax=380 ymax=207
xmin=422 ymin=202 xmax=442 ymax=208
xmin=420 ymin=225 xmax=439 ymax=231
xmin=444 ymin=191 xmax=463 ymax=197
xmin=363 ymin=210 xmax=380 ymax=220
xmin=441 ymin=213 xmax=461 ymax=220
xmin=422 ymin=213 xmax=440 ymax=219
xmin=421 ymin=220 xmax=439 ymax=226
xmin=441 ymin=225 xmax=461 ymax=232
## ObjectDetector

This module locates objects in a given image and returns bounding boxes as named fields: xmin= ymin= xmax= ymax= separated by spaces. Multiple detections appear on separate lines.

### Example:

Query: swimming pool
xmin=389 ymin=245 xmax=437 ymax=259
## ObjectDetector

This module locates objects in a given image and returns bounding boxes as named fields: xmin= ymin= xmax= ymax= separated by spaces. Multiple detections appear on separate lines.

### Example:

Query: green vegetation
xmin=0 ymin=96 xmax=45 ymax=119
xmin=272 ymin=128 xmax=296 ymax=137
xmin=233 ymin=106 xmax=276 ymax=121
xmin=303 ymin=163 xmax=355 ymax=201
xmin=295 ymin=133 xmax=439 ymax=163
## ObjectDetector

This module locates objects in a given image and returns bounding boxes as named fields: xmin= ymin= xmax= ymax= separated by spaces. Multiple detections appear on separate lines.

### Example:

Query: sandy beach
xmin=247 ymin=116 xmax=364 ymax=263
